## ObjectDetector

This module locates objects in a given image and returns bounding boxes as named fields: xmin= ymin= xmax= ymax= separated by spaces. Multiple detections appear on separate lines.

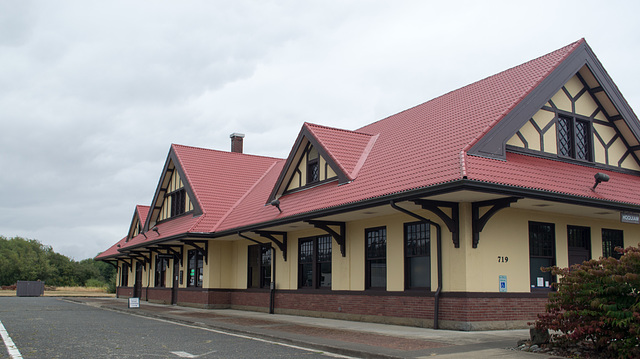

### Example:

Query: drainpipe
xmin=270 ymin=247 xmax=276 ymax=314
xmin=390 ymin=200 xmax=443 ymax=329
xmin=146 ymin=263 xmax=151 ymax=302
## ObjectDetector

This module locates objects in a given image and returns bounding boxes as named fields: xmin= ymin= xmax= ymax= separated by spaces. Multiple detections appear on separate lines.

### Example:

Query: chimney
xmin=230 ymin=133 xmax=245 ymax=153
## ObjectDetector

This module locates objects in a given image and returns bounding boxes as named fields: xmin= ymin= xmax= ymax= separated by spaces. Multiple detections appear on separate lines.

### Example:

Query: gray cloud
xmin=1 ymin=0 xmax=639 ymax=259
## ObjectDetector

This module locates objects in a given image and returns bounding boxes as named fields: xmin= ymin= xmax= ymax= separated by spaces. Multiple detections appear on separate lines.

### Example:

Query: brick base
xmin=115 ymin=287 xmax=548 ymax=330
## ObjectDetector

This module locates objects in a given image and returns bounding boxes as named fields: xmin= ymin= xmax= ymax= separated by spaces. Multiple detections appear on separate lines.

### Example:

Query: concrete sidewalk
xmin=68 ymin=297 xmax=560 ymax=359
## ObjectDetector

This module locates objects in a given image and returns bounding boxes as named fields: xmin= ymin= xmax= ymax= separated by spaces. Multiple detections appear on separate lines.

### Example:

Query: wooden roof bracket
xmin=182 ymin=240 xmax=209 ymax=265
xmin=471 ymin=197 xmax=522 ymax=248
xmin=413 ymin=199 xmax=460 ymax=248
xmin=118 ymin=258 xmax=133 ymax=268
xmin=254 ymin=230 xmax=288 ymax=261
xmin=126 ymin=251 xmax=150 ymax=269
xmin=305 ymin=220 xmax=346 ymax=257
xmin=155 ymin=245 xmax=183 ymax=265
xmin=238 ymin=232 xmax=264 ymax=245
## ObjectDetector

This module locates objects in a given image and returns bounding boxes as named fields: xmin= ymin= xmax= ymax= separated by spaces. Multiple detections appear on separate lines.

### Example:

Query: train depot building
xmin=97 ymin=39 xmax=640 ymax=330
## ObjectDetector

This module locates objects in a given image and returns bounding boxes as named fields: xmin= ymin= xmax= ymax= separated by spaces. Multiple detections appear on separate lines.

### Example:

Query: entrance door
xmin=133 ymin=262 xmax=143 ymax=298
xmin=171 ymin=258 xmax=179 ymax=305
xmin=568 ymin=225 xmax=590 ymax=266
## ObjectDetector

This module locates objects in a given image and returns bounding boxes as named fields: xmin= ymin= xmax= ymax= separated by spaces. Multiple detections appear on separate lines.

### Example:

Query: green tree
xmin=0 ymin=236 xmax=115 ymax=290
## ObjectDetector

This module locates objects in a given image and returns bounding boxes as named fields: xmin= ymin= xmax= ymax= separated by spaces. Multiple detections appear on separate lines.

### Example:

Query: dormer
xmin=145 ymin=147 xmax=202 ymax=230
xmin=126 ymin=205 xmax=149 ymax=242
xmin=268 ymin=123 xmax=378 ymax=202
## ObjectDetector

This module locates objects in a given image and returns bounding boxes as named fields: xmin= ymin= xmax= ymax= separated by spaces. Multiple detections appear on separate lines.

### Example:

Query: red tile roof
xmin=99 ymin=39 xmax=640 ymax=258
xmin=136 ymin=205 xmax=150 ymax=227
xmin=217 ymin=40 xmax=591 ymax=231
xmin=305 ymin=123 xmax=378 ymax=181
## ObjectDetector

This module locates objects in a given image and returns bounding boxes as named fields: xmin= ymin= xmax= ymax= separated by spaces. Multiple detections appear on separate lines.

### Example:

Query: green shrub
xmin=534 ymin=245 xmax=640 ymax=358
xmin=84 ymin=278 xmax=106 ymax=288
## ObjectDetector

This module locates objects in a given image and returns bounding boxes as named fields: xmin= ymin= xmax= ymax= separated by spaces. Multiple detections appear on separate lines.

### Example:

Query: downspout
xmin=270 ymin=247 xmax=276 ymax=314
xmin=146 ymin=260 xmax=151 ymax=302
xmin=390 ymin=201 xmax=443 ymax=329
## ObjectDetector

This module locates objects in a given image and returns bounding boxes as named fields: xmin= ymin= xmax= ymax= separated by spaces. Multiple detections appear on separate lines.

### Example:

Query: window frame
xmin=247 ymin=243 xmax=272 ymax=289
xmin=602 ymin=228 xmax=624 ymax=259
xmin=556 ymin=114 xmax=592 ymax=162
xmin=529 ymin=221 xmax=556 ymax=291
xmin=365 ymin=226 xmax=387 ymax=290
xmin=186 ymin=249 xmax=203 ymax=288
xmin=120 ymin=262 xmax=129 ymax=287
xmin=298 ymin=235 xmax=332 ymax=289
xmin=168 ymin=188 xmax=186 ymax=217
xmin=154 ymin=255 xmax=168 ymax=288
xmin=404 ymin=221 xmax=431 ymax=290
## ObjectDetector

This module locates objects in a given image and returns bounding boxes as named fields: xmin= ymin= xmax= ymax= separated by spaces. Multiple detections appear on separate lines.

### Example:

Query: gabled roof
xmin=126 ymin=205 xmax=149 ymax=241
xmin=100 ymin=39 xmax=640 ymax=258
xmin=268 ymin=123 xmax=377 ymax=202
xmin=99 ymin=145 xmax=281 ymax=256
xmin=216 ymin=39 xmax=640 ymax=232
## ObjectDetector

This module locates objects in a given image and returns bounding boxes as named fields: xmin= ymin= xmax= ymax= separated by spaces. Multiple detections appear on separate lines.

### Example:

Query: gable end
xmin=468 ymin=41 xmax=640 ymax=161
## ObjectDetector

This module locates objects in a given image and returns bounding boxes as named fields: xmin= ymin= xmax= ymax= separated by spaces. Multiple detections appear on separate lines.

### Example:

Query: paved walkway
xmin=69 ymin=297 xmax=561 ymax=359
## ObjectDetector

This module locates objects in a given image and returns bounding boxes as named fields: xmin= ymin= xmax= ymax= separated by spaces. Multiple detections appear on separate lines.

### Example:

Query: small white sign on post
xmin=128 ymin=297 xmax=140 ymax=308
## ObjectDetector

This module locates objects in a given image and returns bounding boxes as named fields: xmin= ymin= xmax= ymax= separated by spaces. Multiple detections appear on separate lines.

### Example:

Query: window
xmin=247 ymin=244 xmax=271 ymax=289
xmin=602 ymin=228 xmax=624 ymax=259
xmin=404 ymin=222 xmax=430 ymax=289
xmin=186 ymin=249 xmax=203 ymax=287
xmin=298 ymin=236 xmax=332 ymax=288
xmin=120 ymin=262 xmax=129 ymax=287
xmin=306 ymin=145 xmax=320 ymax=184
xmin=529 ymin=222 xmax=555 ymax=290
xmin=557 ymin=115 xmax=591 ymax=161
xmin=567 ymin=225 xmax=591 ymax=266
xmin=169 ymin=188 xmax=186 ymax=217
xmin=155 ymin=256 xmax=168 ymax=287
xmin=365 ymin=227 xmax=387 ymax=289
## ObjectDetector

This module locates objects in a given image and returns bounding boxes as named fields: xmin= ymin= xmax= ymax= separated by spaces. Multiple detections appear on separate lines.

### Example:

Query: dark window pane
xmin=530 ymin=257 xmax=553 ymax=288
xmin=366 ymin=228 xmax=387 ymax=259
xmin=408 ymin=256 xmax=430 ymax=288
xmin=369 ymin=259 xmax=386 ymax=288
xmin=602 ymin=229 xmax=624 ymax=259
xmin=557 ymin=117 xmax=572 ymax=157
xmin=319 ymin=262 xmax=331 ymax=287
xmin=529 ymin=222 xmax=555 ymax=289
xmin=575 ymin=120 xmax=589 ymax=160
xmin=568 ymin=226 xmax=590 ymax=249
xmin=300 ymin=263 xmax=313 ymax=287
xmin=298 ymin=236 xmax=331 ymax=289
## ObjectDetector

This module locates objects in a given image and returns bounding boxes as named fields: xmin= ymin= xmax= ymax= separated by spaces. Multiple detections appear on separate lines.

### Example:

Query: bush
xmin=534 ymin=245 xmax=640 ymax=358
xmin=84 ymin=278 xmax=106 ymax=288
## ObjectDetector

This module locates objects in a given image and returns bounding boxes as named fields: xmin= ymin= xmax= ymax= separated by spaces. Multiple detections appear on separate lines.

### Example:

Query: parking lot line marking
xmin=127 ymin=311 xmax=358 ymax=359
xmin=0 ymin=320 xmax=23 ymax=359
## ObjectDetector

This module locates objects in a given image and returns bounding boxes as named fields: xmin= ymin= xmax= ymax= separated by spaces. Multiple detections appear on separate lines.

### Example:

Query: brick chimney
xmin=230 ymin=133 xmax=245 ymax=153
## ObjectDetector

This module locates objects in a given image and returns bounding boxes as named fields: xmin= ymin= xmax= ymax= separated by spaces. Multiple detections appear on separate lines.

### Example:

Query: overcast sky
xmin=1 ymin=1 xmax=639 ymax=260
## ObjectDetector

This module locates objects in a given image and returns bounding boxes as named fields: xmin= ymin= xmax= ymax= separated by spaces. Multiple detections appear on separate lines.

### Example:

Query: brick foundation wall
xmin=147 ymin=287 xmax=172 ymax=304
xmin=115 ymin=286 xmax=549 ymax=330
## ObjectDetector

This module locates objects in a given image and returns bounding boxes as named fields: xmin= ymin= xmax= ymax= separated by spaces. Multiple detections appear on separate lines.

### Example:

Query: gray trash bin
xmin=16 ymin=281 xmax=45 ymax=297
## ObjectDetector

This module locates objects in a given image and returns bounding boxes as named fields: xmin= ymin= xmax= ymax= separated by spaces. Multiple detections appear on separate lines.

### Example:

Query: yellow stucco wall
xmin=143 ymin=205 xmax=640 ymax=295
xmin=465 ymin=207 xmax=640 ymax=293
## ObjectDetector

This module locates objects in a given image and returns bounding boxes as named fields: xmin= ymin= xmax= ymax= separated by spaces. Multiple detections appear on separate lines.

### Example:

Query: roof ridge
xmin=172 ymin=143 xmax=283 ymax=161
xmin=305 ymin=122 xmax=376 ymax=137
